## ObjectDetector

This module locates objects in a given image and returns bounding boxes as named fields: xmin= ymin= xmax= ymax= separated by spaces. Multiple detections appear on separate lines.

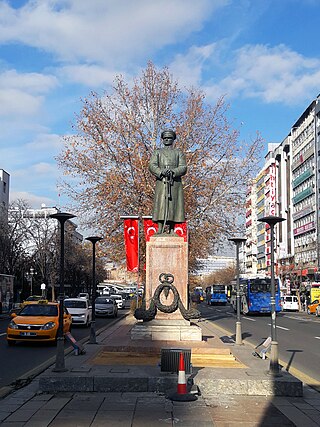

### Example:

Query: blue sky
xmin=1 ymin=0 xmax=319 ymax=231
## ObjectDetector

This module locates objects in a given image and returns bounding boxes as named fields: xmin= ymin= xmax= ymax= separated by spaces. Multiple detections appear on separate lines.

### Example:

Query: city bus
xmin=205 ymin=284 xmax=228 ymax=305
xmin=230 ymin=276 xmax=281 ymax=315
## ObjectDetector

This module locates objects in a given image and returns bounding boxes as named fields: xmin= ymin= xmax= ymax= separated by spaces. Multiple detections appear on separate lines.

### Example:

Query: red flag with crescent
xmin=123 ymin=218 xmax=139 ymax=272
xmin=143 ymin=217 xmax=158 ymax=242
xmin=174 ymin=222 xmax=188 ymax=242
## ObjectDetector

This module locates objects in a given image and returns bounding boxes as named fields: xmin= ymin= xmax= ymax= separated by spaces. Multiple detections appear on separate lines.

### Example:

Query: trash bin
xmin=160 ymin=348 xmax=192 ymax=374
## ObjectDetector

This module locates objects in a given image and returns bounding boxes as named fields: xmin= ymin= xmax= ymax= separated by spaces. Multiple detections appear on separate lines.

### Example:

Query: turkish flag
xmin=174 ymin=222 xmax=188 ymax=241
xmin=143 ymin=217 xmax=158 ymax=242
xmin=123 ymin=218 xmax=139 ymax=272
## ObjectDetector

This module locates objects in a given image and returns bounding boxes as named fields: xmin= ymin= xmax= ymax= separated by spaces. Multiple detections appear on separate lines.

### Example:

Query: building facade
xmin=290 ymin=96 xmax=320 ymax=281
xmin=195 ymin=256 xmax=236 ymax=276
xmin=9 ymin=204 xmax=83 ymax=254
xmin=245 ymin=95 xmax=320 ymax=294
xmin=0 ymin=169 xmax=10 ymax=217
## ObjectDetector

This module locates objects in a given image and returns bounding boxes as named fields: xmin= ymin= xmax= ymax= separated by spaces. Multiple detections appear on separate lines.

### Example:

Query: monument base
xmin=131 ymin=320 xmax=202 ymax=342
xmin=145 ymin=235 xmax=188 ymax=321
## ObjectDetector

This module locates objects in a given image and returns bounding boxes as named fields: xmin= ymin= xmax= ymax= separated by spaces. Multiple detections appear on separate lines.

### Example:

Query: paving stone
xmin=273 ymin=403 xmax=319 ymax=427
xmin=132 ymin=410 xmax=174 ymax=427
xmin=0 ymin=422 xmax=25 ymax=427
xmin=0 ymin=404 xmax=22 ymax=415
xmin=42 ymin=396 xmax=71 ymax=410
xmin=48 ymin=409 xmax=96 ymax=427
xmin=292 ymin=401 xmax=315 ymax=410
xmin=173 ymin=406 xmax=213 ymax=421
xmin=3 ymin=409 xmax=36 ymax=422
xmin=24 ymin=409 xmax=60 ymax=426
xmin=99 ymin=400 xmax=136 ymax=411
xmin=0 ymin=397 xmax=30 ymax=405
xmin=63 ymin=396 xmax=104 ymax=411
xmin=122 ymin=391 xmax=159 ymax=399
xmin=90 ymin=409 xmax=133 ymax=427
xmin=32 ymin=393 xmax=54 ymax=401
xmin=19 ymin=399 xmax=48 ymax=410
xmin=0 ymin=411 xmax=11 ymax=422
xmin=300 ymin=409 xmax=320 ymax=423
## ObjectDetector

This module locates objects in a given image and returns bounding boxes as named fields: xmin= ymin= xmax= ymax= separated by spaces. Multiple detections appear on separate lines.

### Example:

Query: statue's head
xmin=161 ymin=129 xmax=176 ymax=146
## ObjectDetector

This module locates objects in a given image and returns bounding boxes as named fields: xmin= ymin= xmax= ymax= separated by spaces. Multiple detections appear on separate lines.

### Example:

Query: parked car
xmin=281 ymin=295 xmax=299 ymax=312
xmin=64 ymin=298 xmax=92 ymax=327
xmin=95 ymin=297 xmax=118 ymax=318
xmin=110 ymin=294 xmax=124 ymax=309
xmin=78 ymin=293 xmax=90 ymax=300
xmin=307 ymin=299 xmax=320 ymax=314
xmin=9 ymin=303 xmax=23 ymax=315
xmin=7 ymin=301 xmax=72 ymax=345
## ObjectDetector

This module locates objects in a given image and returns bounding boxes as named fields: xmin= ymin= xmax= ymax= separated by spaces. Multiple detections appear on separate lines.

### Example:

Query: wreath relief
xmin=134 ymin=273 xmax=201 ymax=322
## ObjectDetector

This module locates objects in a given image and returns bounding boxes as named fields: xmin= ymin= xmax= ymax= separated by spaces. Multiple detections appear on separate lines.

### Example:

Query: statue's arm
xmin=149 ymin=151 xmax=162 ymax=179
xmin=172 ymin=150 xmax=187 ymax=177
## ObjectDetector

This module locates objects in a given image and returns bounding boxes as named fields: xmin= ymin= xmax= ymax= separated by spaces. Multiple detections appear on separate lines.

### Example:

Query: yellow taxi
xmin=307 ymin=299 xmax=320 ymax=315
xmin=19 ymin=295 xmax=43 ymax=309
xmin=7 ymin=301 xmax=72 ymax=345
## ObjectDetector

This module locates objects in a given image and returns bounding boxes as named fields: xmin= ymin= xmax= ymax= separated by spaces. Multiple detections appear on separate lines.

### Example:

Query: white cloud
xmin=12 ymin=162 xmax=60 ymax=182
xmin=26 ymin=133 xmax=63 ymax=151
xmin=0 ymin=70 xmax=58 ymax=117
xmin=9 ymin=162 xmax=61 ymax=208
xmin=0 ymin=134 xmax=62 ymax=173
xmin=171 ymin=43 xmax=218 ymax=88
xmin=0 ymin=69 xmax=57 ymax=92
xmin=0 ymin=0 xmax=227 ymax=65
xmin=32 ymin=162 xmax=57 ymax=175
xmin=0 ymin=88 xmax=42 ymax=116
xmin=204 ymin=44 xmax=320 ymax=105
xmin=10 ymin=191 xmax=55 ymax=208
xmin=58 ymin=64 xmax=122 ymax=87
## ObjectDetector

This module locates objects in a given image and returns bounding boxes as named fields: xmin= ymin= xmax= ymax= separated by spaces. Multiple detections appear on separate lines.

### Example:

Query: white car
xmin=95 ymin=297 xmax=118 ymax=317
xmin=110 ymin=294 xmax=124 ymax=309
xmin=78 ymin=293 xmax=90 ymax=300
xmin=64 ymin=298 xmax=92 ymax=327
xmin=281 ymin=295 xmax=299 ymax=312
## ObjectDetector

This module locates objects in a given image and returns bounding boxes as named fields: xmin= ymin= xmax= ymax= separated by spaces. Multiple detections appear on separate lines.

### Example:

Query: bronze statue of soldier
xmin=149 ymin=129 xmax=187 ymax=234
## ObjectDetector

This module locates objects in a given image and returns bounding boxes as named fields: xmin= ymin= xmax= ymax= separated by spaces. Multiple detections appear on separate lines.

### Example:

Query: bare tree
xmin=6 ymin=200 xmax=106 ymax=299
xmin=57 ymin=62 xmax=263 ymax=268
xmin=2 ymin=201 xmax=29 ymax=277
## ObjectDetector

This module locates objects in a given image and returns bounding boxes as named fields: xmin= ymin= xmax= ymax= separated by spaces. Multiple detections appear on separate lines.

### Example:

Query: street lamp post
xmin=228 ymin=237 xmax=246 ymax=345
xmin=49 ymin=212 xmax=76 ymax=372
xmin=29 ymin=267 xmax=34 ymax=296
xmin=258 ymin=215 xmax=285 ymax=375
xmin=85 ymin=236 xmax=103 ymax=344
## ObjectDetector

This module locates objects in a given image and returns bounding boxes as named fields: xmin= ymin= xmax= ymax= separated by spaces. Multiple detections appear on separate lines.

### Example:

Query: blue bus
xmin=205 ymin=284 xmax=228 ymax=305
xmin=230 ymin=277 xmax=281 ymax=314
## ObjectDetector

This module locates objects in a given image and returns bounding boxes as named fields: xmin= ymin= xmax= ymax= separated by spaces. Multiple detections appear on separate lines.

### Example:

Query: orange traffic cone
xmin=167 ymin=352 xmax=197 ymax=402
xmin=177 ymin=352 xmax=187 ymax=394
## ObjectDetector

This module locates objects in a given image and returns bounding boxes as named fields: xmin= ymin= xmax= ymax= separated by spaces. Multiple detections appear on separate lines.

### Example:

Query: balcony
xmin=292 ymin=187 xmax=314 ymax=205
xmin=292 ymin=146 xmax=314 ymax=171
xmin=292 ymin=168 xmax=313 ymax=189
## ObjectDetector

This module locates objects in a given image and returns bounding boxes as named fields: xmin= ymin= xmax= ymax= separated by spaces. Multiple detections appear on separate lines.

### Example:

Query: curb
xmin=0 ymin=314 xmax=126 ymax=399
xmin=203 ymin=317 xmax=320 ymax=392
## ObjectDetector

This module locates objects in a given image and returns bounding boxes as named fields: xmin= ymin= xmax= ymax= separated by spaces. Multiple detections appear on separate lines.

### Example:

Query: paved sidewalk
xmin=0 ymin=315 xmax=320 ymax=426
xmin=1 ymin=382 xmax=320 ymax=426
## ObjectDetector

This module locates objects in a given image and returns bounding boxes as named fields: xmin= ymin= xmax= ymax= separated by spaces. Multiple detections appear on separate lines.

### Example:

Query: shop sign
xmin=293 ymin=221 xmax=315 ymax=236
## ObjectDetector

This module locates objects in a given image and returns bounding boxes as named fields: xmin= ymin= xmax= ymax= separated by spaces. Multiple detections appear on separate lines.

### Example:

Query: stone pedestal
xmin=145 ymin=235 xmax=188 ymax=321
xmin=131 ymin=319 xmax=202 ymax=341
xmin=131 ymin=234 xmax=202 ymax=341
